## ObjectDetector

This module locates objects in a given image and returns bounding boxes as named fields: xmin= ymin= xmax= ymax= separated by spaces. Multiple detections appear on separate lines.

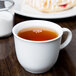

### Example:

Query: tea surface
xmin=18 ymin=27 xmax=58 ymax=41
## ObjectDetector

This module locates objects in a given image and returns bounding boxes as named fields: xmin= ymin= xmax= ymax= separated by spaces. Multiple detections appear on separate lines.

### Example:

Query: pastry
xmin=25 ymin=0 xmax=76 ymax=13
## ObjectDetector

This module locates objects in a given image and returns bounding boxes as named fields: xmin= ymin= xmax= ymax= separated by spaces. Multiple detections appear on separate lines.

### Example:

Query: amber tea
xmin=18 ymin=27 xmax=58 ymax=41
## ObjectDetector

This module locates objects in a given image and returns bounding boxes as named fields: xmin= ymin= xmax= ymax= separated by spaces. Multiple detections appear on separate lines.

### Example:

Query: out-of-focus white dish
xmin=14 ymin=0 xmax=76 ymax=19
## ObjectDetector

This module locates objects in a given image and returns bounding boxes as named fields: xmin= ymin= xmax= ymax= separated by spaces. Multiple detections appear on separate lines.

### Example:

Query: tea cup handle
xmin=60 ymin=28 xmax=72 ymax=50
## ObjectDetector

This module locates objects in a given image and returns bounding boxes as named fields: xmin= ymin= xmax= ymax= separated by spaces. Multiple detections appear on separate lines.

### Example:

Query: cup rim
xmin=12 ymin=20 xmax=63 ymax=43
xmin=0 ymin=0 xmax=14 ymax=11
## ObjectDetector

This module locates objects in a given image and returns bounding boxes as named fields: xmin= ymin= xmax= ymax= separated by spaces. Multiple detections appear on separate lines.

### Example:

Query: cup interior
xmin=12 ymin=20 xmax=63 ymax=42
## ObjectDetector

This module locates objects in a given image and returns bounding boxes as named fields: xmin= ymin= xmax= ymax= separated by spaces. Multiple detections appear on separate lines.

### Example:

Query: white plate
xmin=14 ymin=0 xmax=76 ymax=19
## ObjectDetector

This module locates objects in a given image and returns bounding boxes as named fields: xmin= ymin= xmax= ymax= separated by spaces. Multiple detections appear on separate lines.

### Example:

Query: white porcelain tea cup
xmin=12 ymin=20 xmax=72 ymax=74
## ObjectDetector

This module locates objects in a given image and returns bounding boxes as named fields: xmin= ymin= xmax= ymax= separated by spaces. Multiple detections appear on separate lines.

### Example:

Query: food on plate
xmin=25 ymin=0 xmax=76 ymax=13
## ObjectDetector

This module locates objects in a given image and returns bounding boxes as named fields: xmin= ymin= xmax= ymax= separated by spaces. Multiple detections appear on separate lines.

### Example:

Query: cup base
xmin=24 ymin=67 xmax=51 ymax=74
xmin=0 ymin=33 xmax=12 ymax=38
